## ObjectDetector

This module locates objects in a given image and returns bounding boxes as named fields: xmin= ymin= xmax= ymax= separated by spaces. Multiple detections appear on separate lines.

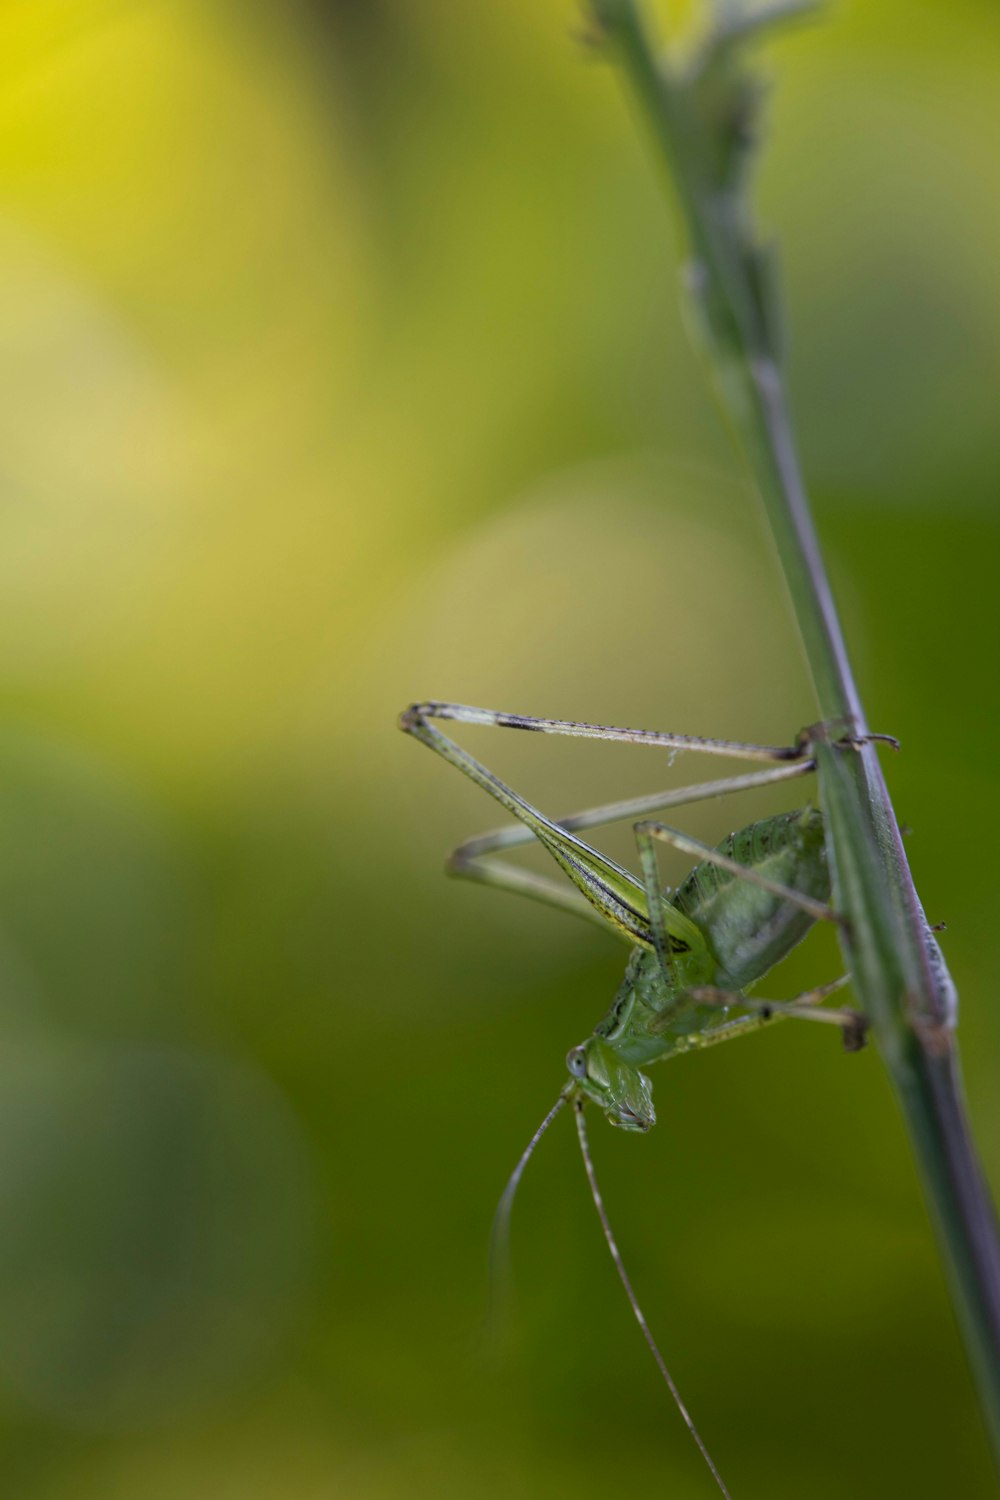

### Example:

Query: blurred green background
xmin=0 ymin=1 xmax=998 ymax=1495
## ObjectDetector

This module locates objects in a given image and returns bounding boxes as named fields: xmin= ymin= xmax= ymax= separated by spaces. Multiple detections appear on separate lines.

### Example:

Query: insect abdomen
xmin=673 ymin=808 xmax=830 ymax=992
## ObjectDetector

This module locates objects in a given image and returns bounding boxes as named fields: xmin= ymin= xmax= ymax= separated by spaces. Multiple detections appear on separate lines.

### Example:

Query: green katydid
xmin=399 ymin=700 xmax=897 ymax=1497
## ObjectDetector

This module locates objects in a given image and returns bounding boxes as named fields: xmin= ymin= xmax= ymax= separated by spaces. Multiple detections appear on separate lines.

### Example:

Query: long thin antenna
xmin=489 ymin=1093 xmax=567 ymax=1309
xmin=573 ymin=1099 xmax=733 ymax=1500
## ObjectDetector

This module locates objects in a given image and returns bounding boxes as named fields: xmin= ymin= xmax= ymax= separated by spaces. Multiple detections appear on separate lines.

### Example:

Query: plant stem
xmin=592 ymin=0 xmax=1000 ymax=1466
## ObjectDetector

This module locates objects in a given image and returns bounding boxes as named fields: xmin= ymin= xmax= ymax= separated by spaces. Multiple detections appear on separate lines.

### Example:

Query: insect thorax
xmin=595 ymin=944 xmax=721 ymax=1065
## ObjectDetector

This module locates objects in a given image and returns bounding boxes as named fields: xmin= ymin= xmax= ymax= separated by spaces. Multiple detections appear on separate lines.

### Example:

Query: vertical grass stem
xmin=591 ymin=0 xmax=1000 ymax=1464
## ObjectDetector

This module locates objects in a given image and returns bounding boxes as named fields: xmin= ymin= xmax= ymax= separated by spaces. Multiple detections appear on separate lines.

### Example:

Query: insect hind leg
xmin=401 ymin=700 xmax=817 ymax=764
xmin=447 ymin=762 xmax=817 ymax=937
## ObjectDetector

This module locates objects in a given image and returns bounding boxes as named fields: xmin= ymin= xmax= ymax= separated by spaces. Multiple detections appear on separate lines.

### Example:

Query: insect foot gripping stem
xmin=796 ymin=719 xmax=901 ymax=755
xmin=566 ymin=1040 xmax=655 ymax=1132
xmin=842 ymin=1013 xmax=870 ymax=1054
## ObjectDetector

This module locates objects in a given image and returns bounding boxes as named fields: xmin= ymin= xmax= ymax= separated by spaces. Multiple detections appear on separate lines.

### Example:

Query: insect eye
xmin=566 ymin=1046 xmax=588 ymax=1080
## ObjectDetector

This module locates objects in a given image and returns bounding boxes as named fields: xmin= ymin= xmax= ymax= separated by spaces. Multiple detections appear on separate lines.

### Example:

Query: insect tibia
xmin=797 ymin=719 xmax=901 ymax=755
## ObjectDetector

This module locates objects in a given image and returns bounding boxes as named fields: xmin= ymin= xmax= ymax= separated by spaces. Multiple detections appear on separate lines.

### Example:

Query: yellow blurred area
xmin=0 ymin=1 xmax=998 ymax=1495
xmin=0 ymin=0 xmax=375 ymax=770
